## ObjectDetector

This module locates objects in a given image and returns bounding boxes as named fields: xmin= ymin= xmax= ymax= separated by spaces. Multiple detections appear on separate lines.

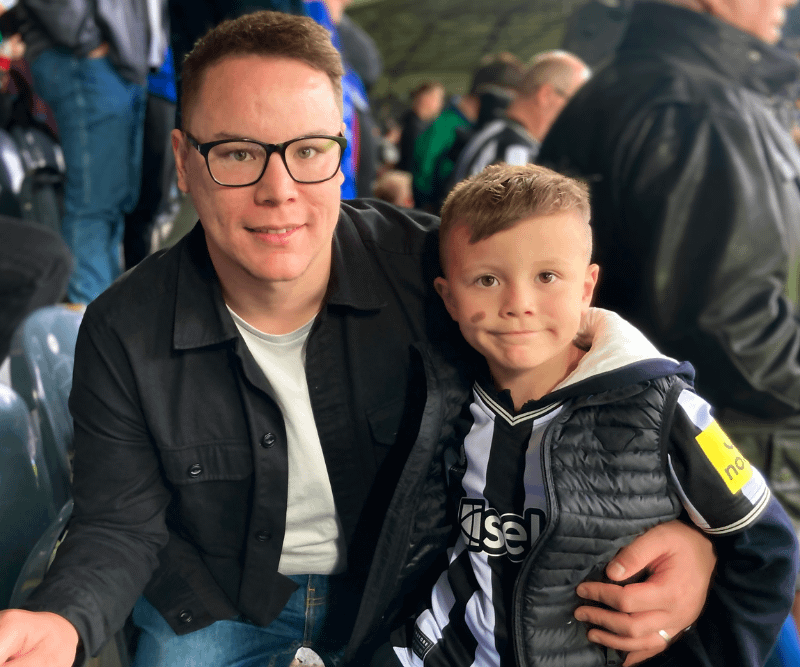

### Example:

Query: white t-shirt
xmin=228 ymin=307 xmax=346 ymax=575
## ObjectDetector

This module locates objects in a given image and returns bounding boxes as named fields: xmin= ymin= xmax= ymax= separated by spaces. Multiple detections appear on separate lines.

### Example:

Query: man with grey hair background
xmin=449 ymin=50 xmax=589 ymax=186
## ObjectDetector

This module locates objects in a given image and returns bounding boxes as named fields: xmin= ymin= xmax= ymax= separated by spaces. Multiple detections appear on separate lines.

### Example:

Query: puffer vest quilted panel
xmin=512 ymin=377 xmax=684 ymax=667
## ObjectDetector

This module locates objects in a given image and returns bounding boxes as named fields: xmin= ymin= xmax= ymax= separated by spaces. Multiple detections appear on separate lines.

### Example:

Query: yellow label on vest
xmin=695 ymin=421 xmax=752 ymax=494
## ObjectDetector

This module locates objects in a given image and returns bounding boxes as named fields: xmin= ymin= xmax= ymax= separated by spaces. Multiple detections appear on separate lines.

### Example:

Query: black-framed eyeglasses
xmin=184 ymin=132 xmax=348 ymax=187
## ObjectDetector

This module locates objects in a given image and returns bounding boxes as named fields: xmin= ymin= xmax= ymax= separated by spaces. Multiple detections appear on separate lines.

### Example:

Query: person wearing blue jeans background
xmin=30 ymin=50 xmax=145 ymax=303
xmin=18 ymin=0 xmax=152 ymax=304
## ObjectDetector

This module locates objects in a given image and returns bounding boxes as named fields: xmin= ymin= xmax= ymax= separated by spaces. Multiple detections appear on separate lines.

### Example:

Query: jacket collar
xmin=172 ymin=209 xmax=386 ymax=350
xmin=621 ymin=1 xmax=800 ymax=98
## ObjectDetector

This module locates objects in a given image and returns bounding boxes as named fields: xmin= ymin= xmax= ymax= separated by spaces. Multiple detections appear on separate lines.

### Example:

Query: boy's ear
xmin=434 ymin=276 xmax=457 ymax=320
xmin=583 ymin=263 xmax=600 ymax=309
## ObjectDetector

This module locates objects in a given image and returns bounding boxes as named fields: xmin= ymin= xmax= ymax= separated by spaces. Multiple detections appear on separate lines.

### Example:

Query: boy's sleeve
xmin=666 ymin=388 xmax=770 ymax=534
xmin=657 ymin=387 xmax=799 ymax=667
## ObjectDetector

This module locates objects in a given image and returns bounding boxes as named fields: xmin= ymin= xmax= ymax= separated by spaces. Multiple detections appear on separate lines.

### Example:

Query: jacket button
xmin=260 ymin=432 xmax=276 ymax=448
xmin=255 ymin=530 xmax=271 ymax=542
xmin=178 ymin=609 xmax=193 ymax=624
xmin=187 ymin=463 xmax=203 ymax=478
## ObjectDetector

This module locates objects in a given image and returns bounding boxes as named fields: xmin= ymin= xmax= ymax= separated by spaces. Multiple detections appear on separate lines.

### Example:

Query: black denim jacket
xmin=22 ymin=199 xmax=450 ymax=661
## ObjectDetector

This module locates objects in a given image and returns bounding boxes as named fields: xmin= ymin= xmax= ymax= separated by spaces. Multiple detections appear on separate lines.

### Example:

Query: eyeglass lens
xmin=206 ymin=137 xmax=342 ymax=185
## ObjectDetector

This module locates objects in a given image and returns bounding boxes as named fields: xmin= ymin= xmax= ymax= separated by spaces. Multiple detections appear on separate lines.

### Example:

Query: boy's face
xmin=435 ymin=212 xmax=599 ymax=401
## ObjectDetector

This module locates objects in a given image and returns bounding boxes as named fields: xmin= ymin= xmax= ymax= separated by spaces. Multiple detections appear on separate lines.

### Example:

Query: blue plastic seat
xmin=9 ymin=304 xmax=83 ymax=509
xmin=765 ymin=615 xmax=800 ymax=667
xmin=0 ymin=383 xmax=57 ymax=608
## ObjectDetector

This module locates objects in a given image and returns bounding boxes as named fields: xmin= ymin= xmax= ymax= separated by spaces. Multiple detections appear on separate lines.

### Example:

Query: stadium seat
xmin=0 ymin=383 xmax=57 ymax=607
xmin=765 ymin=615 xmax=800 ymax=667
xmin=8 ymin=498 xmax=72 ymax=607
xmin=9 ymin=304 xmax=83 ymax=509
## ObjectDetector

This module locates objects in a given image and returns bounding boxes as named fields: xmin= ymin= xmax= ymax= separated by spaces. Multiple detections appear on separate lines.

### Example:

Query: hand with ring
xmin=573 ymin=521 xmax=714 ymax=666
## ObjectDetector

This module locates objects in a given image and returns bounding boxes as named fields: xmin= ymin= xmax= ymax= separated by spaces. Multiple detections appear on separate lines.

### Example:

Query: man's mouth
xmin=246 ymin=226 xmax=302 ymax=241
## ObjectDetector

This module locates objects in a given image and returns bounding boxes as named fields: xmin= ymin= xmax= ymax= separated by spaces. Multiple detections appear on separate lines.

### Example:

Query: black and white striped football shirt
xmin=449 ymin=118 xmax=540 ymax=186
xmin=392 ymin=375 xmax=769 ymax=667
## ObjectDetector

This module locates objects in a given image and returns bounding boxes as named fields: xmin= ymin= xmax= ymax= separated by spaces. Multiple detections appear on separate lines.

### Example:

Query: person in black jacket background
xmin=538 ymin=0 xmax=800 ymax=631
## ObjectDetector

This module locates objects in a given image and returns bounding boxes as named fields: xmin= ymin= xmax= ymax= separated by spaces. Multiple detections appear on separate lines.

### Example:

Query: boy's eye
xmin=477 ymin=275 xmax=498 ymax=287
xmin=539 ymin=272 xmax=556 ymax=284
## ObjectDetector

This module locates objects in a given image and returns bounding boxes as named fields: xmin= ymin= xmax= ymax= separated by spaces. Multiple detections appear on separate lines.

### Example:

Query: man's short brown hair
xmin=439 ymin=163 xmax=591 ymax=270
xmin=180 ymin=11 xmax=345 ymax=127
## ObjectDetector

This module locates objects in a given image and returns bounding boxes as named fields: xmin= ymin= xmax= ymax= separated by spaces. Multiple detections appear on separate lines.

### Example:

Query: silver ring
xmin=658 ymin=629 xmax=671 ymax=643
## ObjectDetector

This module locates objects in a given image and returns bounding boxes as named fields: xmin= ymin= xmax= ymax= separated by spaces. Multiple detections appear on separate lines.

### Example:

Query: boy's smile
xmin=435 ymin=212 xmax=599 ymax=407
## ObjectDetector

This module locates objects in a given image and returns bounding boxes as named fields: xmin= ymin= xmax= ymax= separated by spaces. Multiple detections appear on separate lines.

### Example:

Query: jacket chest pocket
xmin=159 ymin=441 xmax=254 ymax=486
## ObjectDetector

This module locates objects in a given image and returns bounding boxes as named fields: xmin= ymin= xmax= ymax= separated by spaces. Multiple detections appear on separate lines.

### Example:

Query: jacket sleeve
xmin=654 ymin=498 xmax=799 ymax=667
xmin=661 ymin=387 xmax=799 ymax=665
xmin=21 ymin=0 xmax=103 ymax=54
xmin=616 ymin=103 xmax=800 ymax=420
xmin=20 ymin=308 xmax=172 ymax=662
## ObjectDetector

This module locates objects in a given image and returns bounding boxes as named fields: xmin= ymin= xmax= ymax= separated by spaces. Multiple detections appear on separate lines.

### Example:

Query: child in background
xmin=381 ymin=164 xmax=798 ymax=667
xmin=373 ymin=170 xmax=415 ymax=209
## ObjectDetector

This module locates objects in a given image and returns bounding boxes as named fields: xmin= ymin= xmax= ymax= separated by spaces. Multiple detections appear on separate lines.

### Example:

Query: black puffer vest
xmin=505 ymin=376 xmax=686 ymax=666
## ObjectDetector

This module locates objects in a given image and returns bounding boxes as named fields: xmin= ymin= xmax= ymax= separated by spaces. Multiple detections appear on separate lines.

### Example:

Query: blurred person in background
xmin=412 ymin=52 xmax=523 ymax=213
xmin=539 ymin=0 xmax=800 ymax=636
xmin=449 ymin=50 xmax=589 ymax=185
xmin=397 ymin=81 xmax=445 ymax=173
xmin=123 ymin=21 xmax=177 ymax=269
xmin=371 ymin=169 xmax=414 ymax=208
xmin=305 ymin=0 xmax=380 ymax=198
xmin=17 ymin=0 xmax=154 ymax=305
xmin=0 ymin=215 xmax=71 ymax=363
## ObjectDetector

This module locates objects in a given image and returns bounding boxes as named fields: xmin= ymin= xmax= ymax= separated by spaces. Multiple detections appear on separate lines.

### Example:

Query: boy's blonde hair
xmin=439 ymin=164 xmax=591 ymax=270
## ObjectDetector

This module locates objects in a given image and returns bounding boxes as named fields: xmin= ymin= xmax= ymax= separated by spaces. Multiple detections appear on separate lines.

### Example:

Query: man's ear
xmin=434 ymin=276 xmax=457 ymax=320
xmin=172 ymin=129 xmax=190 ymax=194
xmin=535 ymin=82 xmax=559 ymax=109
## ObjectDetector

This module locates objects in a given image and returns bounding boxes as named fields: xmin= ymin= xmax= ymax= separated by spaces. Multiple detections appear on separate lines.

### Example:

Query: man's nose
xmin=254 ymin=151 xmax=298 ymax=201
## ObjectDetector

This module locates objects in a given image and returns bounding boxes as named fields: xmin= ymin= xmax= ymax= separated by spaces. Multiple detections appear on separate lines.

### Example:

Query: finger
xmin=3 ymin=650 xmax=51 ymax=666
xmin=576 ymin=580 xmax=665 ymax=615
xmin=604 ymin=522 xmax=684 ymax=583
xmin=0 ymin=614 xmax=26 ymax=662
xmin=585 ymin=625 xmax=669 ymax=654
xmin=574 ymin=605 xmax=662 ymax=637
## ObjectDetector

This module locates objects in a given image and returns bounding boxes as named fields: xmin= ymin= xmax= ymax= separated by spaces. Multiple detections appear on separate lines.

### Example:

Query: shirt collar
xmin=172 ymin=208 xmax=386 ymax=350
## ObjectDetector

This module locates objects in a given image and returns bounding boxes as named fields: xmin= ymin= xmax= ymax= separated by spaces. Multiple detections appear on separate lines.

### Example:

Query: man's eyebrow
xmin=206 ymin=130 xmax=337 ymax=142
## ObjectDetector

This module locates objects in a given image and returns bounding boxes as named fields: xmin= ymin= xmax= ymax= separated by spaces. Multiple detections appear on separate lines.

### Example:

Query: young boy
xmin=382 ymin=164 xmax=797 ymax=667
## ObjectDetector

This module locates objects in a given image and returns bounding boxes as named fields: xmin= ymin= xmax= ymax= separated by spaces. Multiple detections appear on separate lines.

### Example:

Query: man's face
xmin=709 ymin=0 xmax=797 ymax=43
xmin=173 ymin=55 xmax=344 ymax=295
xmin=435 ymin=213 xmax=598 ymax=401
xmin=417 ymin=87 xmax=445 ymax=121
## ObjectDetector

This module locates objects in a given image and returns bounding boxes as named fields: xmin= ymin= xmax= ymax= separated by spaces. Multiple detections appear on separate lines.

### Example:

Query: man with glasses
xmin=0 ymin=11 xmax=723 ymax=667
xmin=448 ymin=50 xmax=589 ymax=189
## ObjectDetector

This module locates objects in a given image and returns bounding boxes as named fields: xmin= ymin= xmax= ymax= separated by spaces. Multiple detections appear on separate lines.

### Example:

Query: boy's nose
xmin=502 ymin=284 xmax=535 ymax=317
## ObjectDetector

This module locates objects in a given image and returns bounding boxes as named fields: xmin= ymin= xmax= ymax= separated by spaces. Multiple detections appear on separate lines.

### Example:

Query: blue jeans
xmin=131 ymin=574 xmax=345 ymax=667
xmin=30 ymin=50 xmax=146 ymax=304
